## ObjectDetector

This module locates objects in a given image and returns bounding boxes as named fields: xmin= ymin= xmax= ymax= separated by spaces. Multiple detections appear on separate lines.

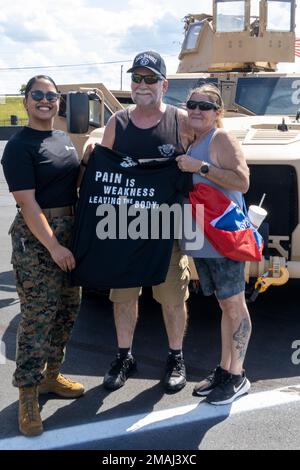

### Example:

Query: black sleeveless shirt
xmin=113 ymin=105 xmax=186 ymax=159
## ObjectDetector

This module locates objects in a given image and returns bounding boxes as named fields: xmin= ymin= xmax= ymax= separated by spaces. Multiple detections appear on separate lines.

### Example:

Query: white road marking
xmin=1 ymin=384 xmax=300 ymax=450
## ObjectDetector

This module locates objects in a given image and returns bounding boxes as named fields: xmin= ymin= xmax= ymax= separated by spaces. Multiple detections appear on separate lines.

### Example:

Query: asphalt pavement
xmin=0 ymin=140 xmax=300 ymax=451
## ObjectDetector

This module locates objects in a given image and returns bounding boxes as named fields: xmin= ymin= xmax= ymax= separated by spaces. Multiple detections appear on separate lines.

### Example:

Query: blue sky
xmin=0 ymin=0 xmax=299 ymax=94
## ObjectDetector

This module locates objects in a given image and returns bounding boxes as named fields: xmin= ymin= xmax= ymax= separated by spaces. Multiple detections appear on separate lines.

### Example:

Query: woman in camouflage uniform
xmin=1 ymin=75 xmax=84 ymax=437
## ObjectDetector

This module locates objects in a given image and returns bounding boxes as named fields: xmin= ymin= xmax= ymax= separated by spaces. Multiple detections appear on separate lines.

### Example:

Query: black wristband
xmin=80 ymin=161 xmax=88 ymax=168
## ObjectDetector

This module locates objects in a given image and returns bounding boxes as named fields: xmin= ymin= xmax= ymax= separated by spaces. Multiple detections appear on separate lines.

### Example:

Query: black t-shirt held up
xmin=71 ymin=145 xmax=192 ymax=289
xmin=1 ymin=127 xmax=79 ymax=208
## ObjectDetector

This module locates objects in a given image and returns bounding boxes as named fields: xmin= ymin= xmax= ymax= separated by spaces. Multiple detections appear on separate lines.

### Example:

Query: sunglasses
xmin=30 ymin=90 xmax=60 ymax=102
xmin=186 ymin=100 xmax=220 ymax=111
xmin=131 ymin=73 xmax=162 ymax=85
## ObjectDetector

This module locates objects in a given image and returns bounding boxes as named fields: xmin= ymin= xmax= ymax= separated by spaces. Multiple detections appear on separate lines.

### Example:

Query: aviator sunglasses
xmin=131 ymin=73 xmax=162 ymax=85
xmin=186 ymin=100 xmax=220 ymax=111
xmin=30 ymin=90 xmax=60 ymax=102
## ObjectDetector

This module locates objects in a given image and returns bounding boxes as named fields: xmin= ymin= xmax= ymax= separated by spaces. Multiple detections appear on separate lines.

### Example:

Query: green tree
xmin=19 ymin=84 xmax=26 ymax=95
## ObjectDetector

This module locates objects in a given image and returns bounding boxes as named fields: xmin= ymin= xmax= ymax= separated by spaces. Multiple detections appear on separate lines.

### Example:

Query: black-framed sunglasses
xmin=30 ymin=90 xmax=60 ymax=102
xmin=186 ymin=100 xmax=220 ymax=111
xmin=131 ymin=73 xmax=162 ymax=85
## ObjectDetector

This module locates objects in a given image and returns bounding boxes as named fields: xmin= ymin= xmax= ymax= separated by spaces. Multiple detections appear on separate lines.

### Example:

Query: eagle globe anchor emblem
xmin=120 ymin=156 xmax=138 ymax=168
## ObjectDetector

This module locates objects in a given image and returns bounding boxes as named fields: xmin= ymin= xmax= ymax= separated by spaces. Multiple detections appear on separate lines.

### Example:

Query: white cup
xmin=248 ymin=205 xmax=267 ymax=229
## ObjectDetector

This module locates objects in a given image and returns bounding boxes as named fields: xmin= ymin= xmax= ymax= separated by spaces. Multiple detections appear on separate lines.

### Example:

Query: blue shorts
xmin=193 ymin=257 xmax=245 ymax=300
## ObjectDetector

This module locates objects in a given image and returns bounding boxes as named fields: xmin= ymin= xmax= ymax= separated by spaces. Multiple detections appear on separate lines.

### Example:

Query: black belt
xmin=42 ymin=206 xmax=75 ymax=217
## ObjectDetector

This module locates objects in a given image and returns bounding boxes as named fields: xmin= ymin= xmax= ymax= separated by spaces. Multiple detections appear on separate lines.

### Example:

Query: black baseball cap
xmin=127 ymin=51 xmax=167 ymax=78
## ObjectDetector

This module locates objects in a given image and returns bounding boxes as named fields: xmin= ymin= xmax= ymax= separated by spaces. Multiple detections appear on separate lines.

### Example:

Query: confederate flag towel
xmin=189 ymin=183 xmax=263 ymax=261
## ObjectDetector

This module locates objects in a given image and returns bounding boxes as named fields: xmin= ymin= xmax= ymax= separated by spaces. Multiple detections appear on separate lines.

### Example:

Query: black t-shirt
xmin=113 ymin=105 xmax=186 ymax=158
xmin=1 ymin=127 xmax=79 ymax=208
xmin=71 ymin=145 xmax=192 ymax=289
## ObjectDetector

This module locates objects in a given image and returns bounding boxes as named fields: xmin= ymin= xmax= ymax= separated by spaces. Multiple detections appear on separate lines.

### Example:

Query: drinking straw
xmin=259 ymin=193 xmax=266 ymax=207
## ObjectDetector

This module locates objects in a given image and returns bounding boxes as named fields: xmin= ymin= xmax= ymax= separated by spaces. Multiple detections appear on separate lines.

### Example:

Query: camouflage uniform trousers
xmin=10 ymin=212 xmax=81 ymax=388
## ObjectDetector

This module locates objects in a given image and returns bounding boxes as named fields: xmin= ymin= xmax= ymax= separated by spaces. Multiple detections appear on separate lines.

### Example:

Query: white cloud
xmin=0 ymin=0 xmax=299 ymax=94
xmin=3 ymin=21 xmax=55 ymax=43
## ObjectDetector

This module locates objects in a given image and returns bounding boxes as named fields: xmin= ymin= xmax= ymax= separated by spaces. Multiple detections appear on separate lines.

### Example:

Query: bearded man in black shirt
xmin=82 ymin=51 xmax=194 ymax=393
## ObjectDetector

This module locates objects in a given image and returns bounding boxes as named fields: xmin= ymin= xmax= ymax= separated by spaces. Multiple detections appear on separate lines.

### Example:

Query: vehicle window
xmin=235 ymin=77 xmax=300 ymax=115
xmin=266 ymin=0 xmax=293 ymax=32
xmin=182 ymin=21 xmax=204 ymax=50
xmin=89 ymin=99 xmax=113 ymax=127
xmin=216 ymin=0 xmax=246 ymax=32
xmin=164 ymin=78 xmax=218 ymax=108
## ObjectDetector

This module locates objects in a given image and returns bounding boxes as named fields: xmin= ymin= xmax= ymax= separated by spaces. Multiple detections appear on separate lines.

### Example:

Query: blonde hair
xmin=187 ymin=84 xmax=224 ymax=128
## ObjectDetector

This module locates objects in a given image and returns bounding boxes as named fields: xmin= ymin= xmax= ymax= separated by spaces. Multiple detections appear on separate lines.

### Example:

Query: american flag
xmin=295 ymin=38 xmax=300 ymax=58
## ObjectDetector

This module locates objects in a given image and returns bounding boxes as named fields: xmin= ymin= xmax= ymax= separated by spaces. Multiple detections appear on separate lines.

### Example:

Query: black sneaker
xmin=103 ymin=354 xmax=137 ymax=391
xmin=163 ymin=354 xmax=186 ymax=392
xmin=193 ymin=366 xmax=230 ymax=397
xmin=206 ymin=371 xmax=251 ymax=405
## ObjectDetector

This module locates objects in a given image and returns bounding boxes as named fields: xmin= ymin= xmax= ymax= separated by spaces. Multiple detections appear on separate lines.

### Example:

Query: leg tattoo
xmin=233 ymin=318 xmax=251 ymax=361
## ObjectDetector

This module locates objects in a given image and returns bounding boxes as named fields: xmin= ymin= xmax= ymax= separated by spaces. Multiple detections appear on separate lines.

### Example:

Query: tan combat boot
xmin=39 ymin=368 xmax=85 ymax=398
xmin=19 ymin=386 xmax=43 ymax=437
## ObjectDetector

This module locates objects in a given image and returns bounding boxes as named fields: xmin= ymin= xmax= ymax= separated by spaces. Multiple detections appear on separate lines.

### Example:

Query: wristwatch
xmin=198 ymin=162 xmax=210 ymax=176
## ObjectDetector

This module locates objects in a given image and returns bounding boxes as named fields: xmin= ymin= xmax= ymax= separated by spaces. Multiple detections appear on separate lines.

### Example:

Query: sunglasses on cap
xmin=186 ymin=100 xmax=220 ymax=111
xmin=131 ymin=73 xmax=162 ymax=85
xmin=30 ymin=90 xmax=60 ymax=102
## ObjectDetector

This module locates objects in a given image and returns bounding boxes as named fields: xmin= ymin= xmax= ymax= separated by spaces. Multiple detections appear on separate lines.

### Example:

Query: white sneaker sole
xmin=193 ymin=388 xmax=213 ymax=397
xmin=207 ymin=379 xmax=251 ymax=405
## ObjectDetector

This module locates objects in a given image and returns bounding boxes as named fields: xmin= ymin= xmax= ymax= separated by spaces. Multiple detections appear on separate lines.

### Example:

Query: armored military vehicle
xmin=161 ymin=0 xmax=299 ymax=296
xmin=58 ymin=0 xmax=300 ymax=295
